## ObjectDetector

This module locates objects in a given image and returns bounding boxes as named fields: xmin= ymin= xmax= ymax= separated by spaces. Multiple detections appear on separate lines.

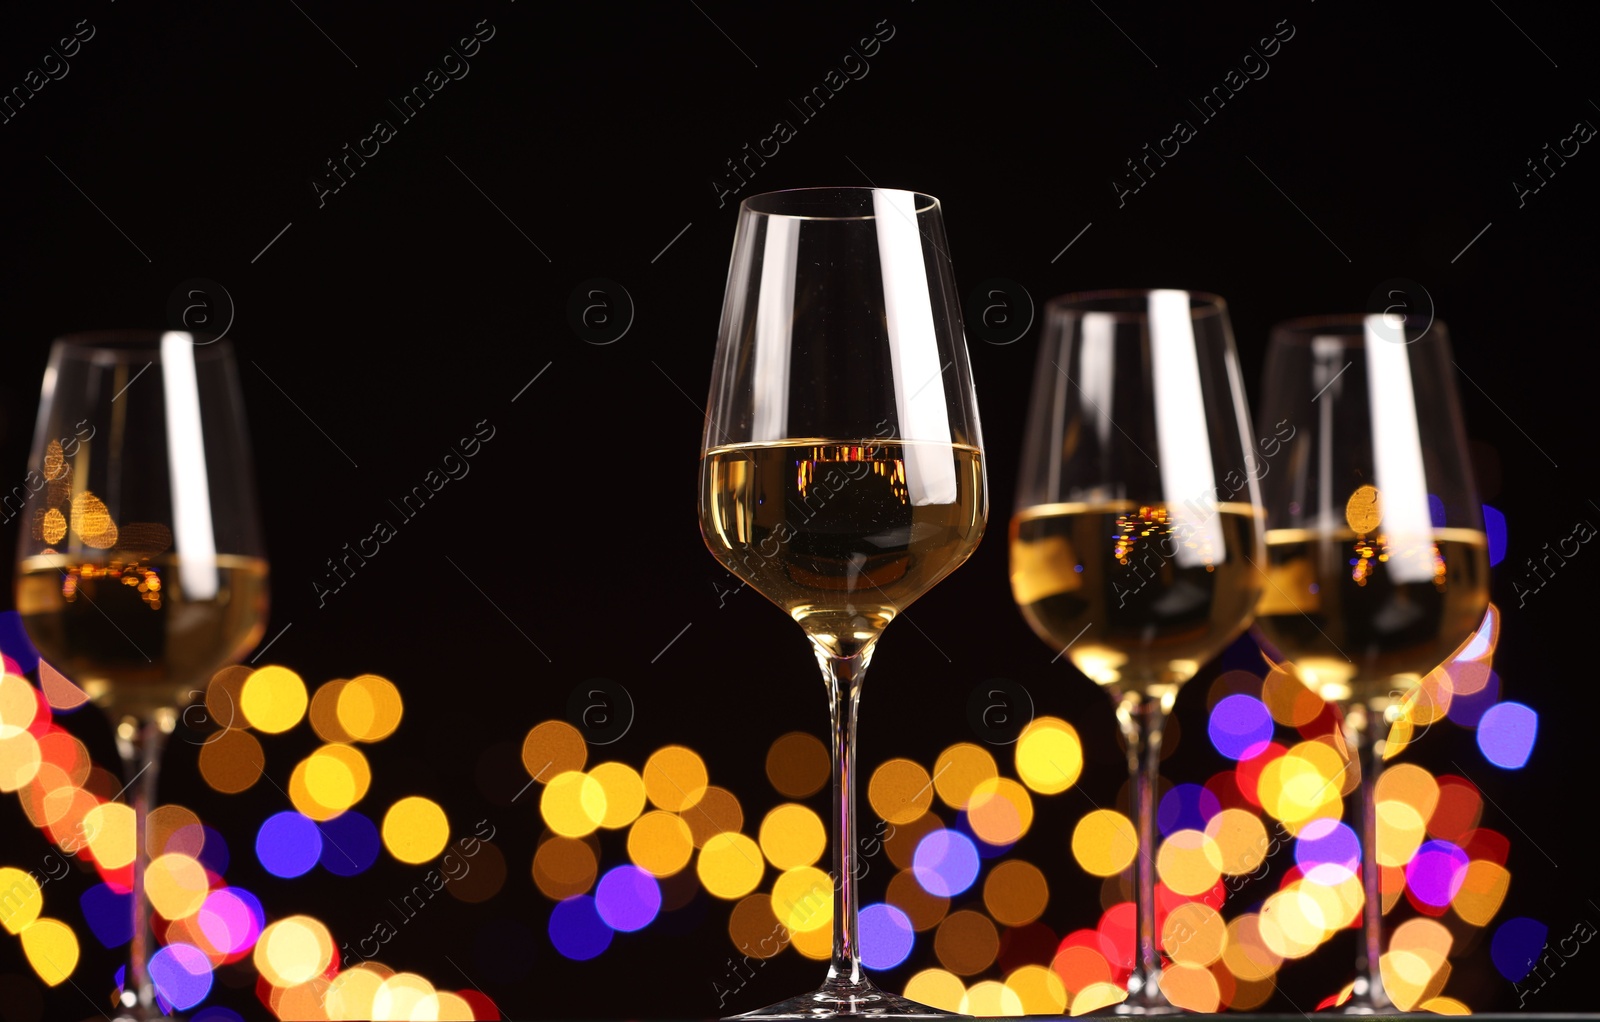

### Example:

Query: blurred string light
xmin=0 ymin=646 xmax=495 ymax=1020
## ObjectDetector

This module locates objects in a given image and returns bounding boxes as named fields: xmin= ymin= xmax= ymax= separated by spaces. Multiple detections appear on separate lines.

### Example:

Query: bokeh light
xmin=256 ymin=811 xmax=322 ymax=879
xmin=337 ymin=673 xmax=403 ymax=743
xmin=932 ymin=744 xmax=998 ymax=810
xmin=628 ymin=810 xmax=695 ymax=878
xmin=983 ymin=859 xmax=1048 ymax=927
xmin=1209 ymin=694 xmax=1274 ymax=760
xmin=318 ymin=810 xmax=381 ymax=876
xmin=1071 ymin=810 xmax=1137 ymax=877
xmin=934 ymin=909 xmax=999 ymax=976
xmin=1014 ymin=716 xmax=1082 ymax=795
xmin=772 ymin=866 xmax=833 ymax=934
xmin=253 ymin=915 xmax=333 ymax=987
xmin=913 ymin=828 xmax=980 ymax=897
xmin=698 ymin=832 xmax=764 ymax=899
xmin=766 ymin=732 xmax=830 ymax=798
xmin=239 ymin=665 xmax=308 ymax=733
xmin=1478 ymin=702 xmax=1538 ymax=768
xmin=869 ymin=759 xmax=935 ymax=825
xmin=148 ymin=943 xmax=213 ymax=1010
xmin=588 ymin=762 xmax=647 ymax=830
xmin=382 ymin=796 xmax=449 ymax=864
xmin=860 ymin=902 xmax=915 ymax=970
xmin=643 ymin=745 xmax=709 ymax=811
xmin=542 ymin=771 xmax=607 ymax=838
xmin=549 ymin=895 xmax=614 ymax=960
xmin=759 ymin=803 xmax=826 ymax=870
xmin=595 ymin=865 xmax=661 ymax=932
xmin=521 ymin=719 xmax=588 ymax=783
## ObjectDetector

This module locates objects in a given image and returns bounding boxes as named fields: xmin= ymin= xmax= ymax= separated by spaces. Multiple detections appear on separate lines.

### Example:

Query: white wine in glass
xmin=14 ymin=331 xmax=268 ymax=1020
xmin=1252 ymin=314 xmax=1489 ymax=1013
xmin=700 ymin=187 xmax=987 ymax=1018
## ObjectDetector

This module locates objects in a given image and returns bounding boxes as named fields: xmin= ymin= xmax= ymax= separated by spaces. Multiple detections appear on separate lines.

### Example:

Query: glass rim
xmin=1043 ymin=288 xmax=1230 ymax=322
xmin=49 ymin=329 xmax=236 ymax=360
xmin=740 ymin=186 xmax=940 ymax=221
xmin=1269 ymin=313 xmax=1448 ymax=346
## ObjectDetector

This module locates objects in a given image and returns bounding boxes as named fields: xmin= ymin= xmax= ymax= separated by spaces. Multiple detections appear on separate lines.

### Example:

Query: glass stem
xmin=817 ymin=642 xmax=874 ymax=991
xmin=113 ymin=710 xmax=172 ymax=1016
xmin=1116 ymin=690 xmax=1173 ymax=1012
xmin=1345 ymin=700 xmax=1394 ymax=1011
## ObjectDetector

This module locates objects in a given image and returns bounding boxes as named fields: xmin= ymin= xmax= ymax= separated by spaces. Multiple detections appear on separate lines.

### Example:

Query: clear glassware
xmin=13 ymin=331 xmax=269 ymax=1019
xmin=1252 ymin=314 xmax=1490 ymax=1013
xmin=1009 ymin=290 xmax=1265 ymax=1013
xmin=699 ymin=187 xmax=987 ymax=1018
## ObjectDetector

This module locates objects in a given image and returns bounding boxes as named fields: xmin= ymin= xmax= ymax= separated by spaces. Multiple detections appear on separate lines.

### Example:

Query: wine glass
xmin=699 ymin=187 xmax=987 ymax=1018
xmin=1009 ymin=290 xmax=1265 ymax=1013
xmin=13 ymin=330 xmax=269 ymax=1019
xmin=1251 ymin=315 xmax=1489 ymax=1013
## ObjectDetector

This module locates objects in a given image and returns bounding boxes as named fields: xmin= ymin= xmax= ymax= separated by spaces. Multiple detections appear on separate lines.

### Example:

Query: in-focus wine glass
xmin=1251 ymin=314 xmax=1489 ymax=1013
xmin=1009 ymin=290 xmax=1265 ymax=1013
xmin=699 ymin=187 xmax=987 ymax=1018
xmin=14 ymin=331 xmax=269 ymax=1020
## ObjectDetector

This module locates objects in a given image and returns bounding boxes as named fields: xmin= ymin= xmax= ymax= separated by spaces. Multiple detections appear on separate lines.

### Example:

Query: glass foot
xmin=726 ymin=977 xmax=965 ymax=1019
xmin=1111 ymin=969 xmax=1178 ymax=1015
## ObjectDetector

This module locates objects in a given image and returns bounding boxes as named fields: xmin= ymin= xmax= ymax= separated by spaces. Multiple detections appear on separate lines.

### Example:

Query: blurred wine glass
xmin=1252 ymin=314 xmax=1489 ymax=1012
xmin=1009 ymin=290 xmax=1264 ymax=1012
xmin=14 ymin=330 xmax=268 ymax=1019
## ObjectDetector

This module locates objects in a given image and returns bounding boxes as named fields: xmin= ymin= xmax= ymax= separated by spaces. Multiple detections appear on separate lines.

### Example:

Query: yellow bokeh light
xmin=0 ymin=868 xmax=42 ymax=934
xmin=1380 ymin=948 xmax=1448 ymax=1011
xmin=0 ymin=731 xmax=41 ymax=792
xmin=1156 ymin=829 xmax=1223 ymax=896
xmin=868 ymin=759 xmax=935 ymax=825
xmin=643 ymin=746 xmax=709 ymax=812
xmin=255 ymin=915 xmax=334 ymax=987
xmin=983 ymin=859 xmax=1048 ymax=927
xmin=82 ymin=801 xmax=137 ymax=870
xmin=325 ymin=966 xmax=387 ymax=1019
xmin=381 ymin=796 xmax=450 ymax=864
xmin=1452 ymin=859 xmax=1510 ymax=926
xmin=1223 ymin=914 xmax=1283 ymax=982
xmin=198 ymin=727 xmax=264 ymax=794
xmin=1004 ymin=964 xmax=1066 ymax=1015
xmin=1258 ymin=886 xmax=1327 ymax=959
xmin=1158 ymin=962 xmax=1221 ymax=1012
xmin=0 ymin=674 xmax=38 ymax=735
xmin=586 ymin=762 xmax=647 ymax=830
xmin=1261 ymin=665 xmax=1323 ymax=727
xmin=904 ymin=969 xmax=966 ymax=1013
xmin=1014 ymin=716 xmax=1082 ymax=795
xmin=698 ymin=832 xmax=765 ymax=900
xmin=1070 ymin=982 xmax=1128 ymax=1016
xmin=540 ymin=771 xmax=607 ymax=838
xmin=240 ymin=665 xmax=309 ymax=734
xmin=372 ymin=972 xmax=438 ymax=1021
xmin=1420 ymin=996 xmax=1472 ymax=1015
xmin=1205 ymin=807 xmax=1270 ymax=877
xmin=968 ymin=777 xmax=1033 ymax=846
xmin=790 ymin=918 xmax=832 ymax=961
xmin=1375 ymin=800 xmax=1426 ymax=867
xmin=1259 ymin=742 xmax=1346 ymax=826
xmin=759 ymin=804 xmax=826 ymax=870
xmin=772 ymin=866 xmax=833 ymax=934
xmin=338 ymin=674 xmax=403 ymax=743
xmin=932 ymin=744 xmax=998 ymax=810
xmin=434 ymin=991 xmax=475 ymax=1021
xmin=1375 ymin=763 xmax=1440 ymax=820
xmin=20 ymin=917 xmax=78 ymax=986
xmin=308 ymin=679 xmax=355 ymax=744
xmin=290 ymin=744 xmax=372 ymax=821
xmin=145 ymin=853 xmax=209 ymax=920
xmin=521 ymin=720 xmax=586 ymax=784
xmin=1163 ymin=902 xmax=1227 ymax=966
xmin=628 ymin=811 xmax=694 ymax=878
xmin=960 ymin=979 xmax=1023 ymax=1016
xmin=1072 ymin=810 xmax=1138 ymax=877
xmin=1391 ymin=917 xmax=1453 ymax=960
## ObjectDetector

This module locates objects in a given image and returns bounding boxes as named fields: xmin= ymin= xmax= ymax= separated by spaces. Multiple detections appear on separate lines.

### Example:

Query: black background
xmin=1 ymin=2 xmax=1595 ymax=1018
